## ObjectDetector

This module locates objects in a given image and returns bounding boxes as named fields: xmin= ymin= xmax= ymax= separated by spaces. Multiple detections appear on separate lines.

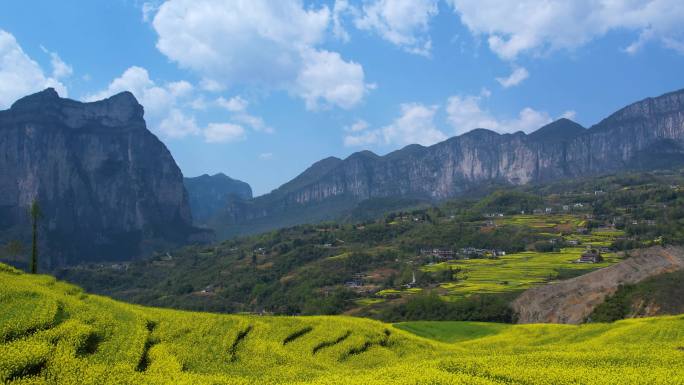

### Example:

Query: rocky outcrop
xmin=512 ymin=246 xmax=684 ymax=324
xmin=0 ymin=88 xmax=210 ymax=267
xmin=218 ymin=89 xmax=684 ymax=237
xmin=184 ymin=173 xmax=252 ymax=225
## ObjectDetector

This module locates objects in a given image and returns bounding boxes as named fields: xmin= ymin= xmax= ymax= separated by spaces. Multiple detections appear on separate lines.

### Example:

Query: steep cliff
xmin=0 ymin=88 xmax=209 ymax=267
xmin=184 ymin=173 xmax=252 ymax=225
xmin=216 ymin=88 xmax=684 ymax=238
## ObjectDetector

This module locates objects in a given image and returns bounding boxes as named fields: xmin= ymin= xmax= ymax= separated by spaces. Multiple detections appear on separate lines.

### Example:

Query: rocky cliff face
xmin=218 ymin=88 xmax=684 ymax=237
xmin=0 ymin=88 xmax=209 ymax=267
xmin=184 ymin=173 xmax=252 ymax=225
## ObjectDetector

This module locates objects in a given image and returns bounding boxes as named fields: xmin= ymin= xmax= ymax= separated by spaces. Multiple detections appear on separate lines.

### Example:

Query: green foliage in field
xmin=1 ymin=266 xmax=684 ymax=384
xmin=589 ymin=269 xmax=684 ymax=322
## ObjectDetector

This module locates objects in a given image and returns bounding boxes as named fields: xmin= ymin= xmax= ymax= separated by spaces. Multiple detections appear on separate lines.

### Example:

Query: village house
xmin=420 ymin=248 xmax=455 ymax=260
xmin=576 ymin=248 xmax=604 ymax=263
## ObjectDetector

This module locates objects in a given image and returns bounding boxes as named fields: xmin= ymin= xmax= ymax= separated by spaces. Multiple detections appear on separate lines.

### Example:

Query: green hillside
xmin=56 ymin=170 xmax=684 ymax=321
xmin=2 ymin=264 xmax=684 ymax=384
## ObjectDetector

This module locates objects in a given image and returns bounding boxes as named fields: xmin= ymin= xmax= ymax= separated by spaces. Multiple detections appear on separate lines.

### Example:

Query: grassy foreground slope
xmin=1 ymin=264 xmax=683 ymax=385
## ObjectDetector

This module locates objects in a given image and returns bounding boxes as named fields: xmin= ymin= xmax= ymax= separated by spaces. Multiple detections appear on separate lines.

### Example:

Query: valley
xmin=58 ymin=171 xmax=684 ymax=323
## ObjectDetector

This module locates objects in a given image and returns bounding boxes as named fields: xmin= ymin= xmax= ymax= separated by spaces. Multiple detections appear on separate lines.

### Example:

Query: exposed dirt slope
xmin=513 ymin=246 xmax=684 ymax=324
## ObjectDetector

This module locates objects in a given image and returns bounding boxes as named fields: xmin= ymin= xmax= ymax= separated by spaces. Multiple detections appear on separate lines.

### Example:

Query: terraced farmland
xmin=422 ymin=247 xmax=622 ymax=298
xmin=1 ymin=263 xmax=684 ymax=384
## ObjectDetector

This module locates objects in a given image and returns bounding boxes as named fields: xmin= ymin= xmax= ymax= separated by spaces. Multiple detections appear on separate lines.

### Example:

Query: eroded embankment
xmin=513 ymin=246 xmax=684 ymax=324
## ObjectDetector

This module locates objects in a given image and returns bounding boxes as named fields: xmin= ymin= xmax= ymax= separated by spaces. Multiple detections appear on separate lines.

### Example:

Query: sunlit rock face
xmin=0 ymin=88 xmax=209 ymax=267
xmin=221 ymin=89 xmax=684 ymax=235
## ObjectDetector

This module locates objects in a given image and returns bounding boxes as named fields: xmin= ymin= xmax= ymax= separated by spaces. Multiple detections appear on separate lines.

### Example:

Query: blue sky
xmin=2 ymin=0 xmax=684 ymax=195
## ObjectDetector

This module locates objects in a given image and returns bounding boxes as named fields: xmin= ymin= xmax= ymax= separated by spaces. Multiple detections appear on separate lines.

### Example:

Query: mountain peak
xmin=9 ymin=88 xmax=61 ymax=110
xmin=5 ymin=88 xmax=145 ymax=128
xmin=528 ymin=118 xmax=586 ymax=143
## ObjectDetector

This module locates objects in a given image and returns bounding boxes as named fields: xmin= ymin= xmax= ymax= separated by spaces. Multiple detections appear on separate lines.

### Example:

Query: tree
xmin=29 ymin=200 xmax=42 ymax=274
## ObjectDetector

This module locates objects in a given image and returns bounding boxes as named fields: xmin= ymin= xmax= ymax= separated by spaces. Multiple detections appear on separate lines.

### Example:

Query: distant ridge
xmin=184 ymin=173 xmax=252 ymax=225
xmin=212 ymin=88 xmax=684 ymax=238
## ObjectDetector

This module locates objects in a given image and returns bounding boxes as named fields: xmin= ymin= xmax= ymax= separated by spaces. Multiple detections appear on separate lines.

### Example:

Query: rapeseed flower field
xmin=1 ymin=263 xmax=682 ymax=384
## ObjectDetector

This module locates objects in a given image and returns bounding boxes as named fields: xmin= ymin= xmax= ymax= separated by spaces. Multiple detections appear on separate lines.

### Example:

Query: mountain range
xmin=208 ymin=88 xmax=684 ymax=238
xmin=2 ymin=87 xmax=684 ymax=265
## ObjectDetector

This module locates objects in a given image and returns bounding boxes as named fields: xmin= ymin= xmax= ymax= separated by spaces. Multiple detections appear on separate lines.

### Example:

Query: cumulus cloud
xmin=344 ymin=103 xmax=446 ymax=147
xmin=203 ymin=123 xmax=246 ymax=143
xmin=354 ymin=0 xmax=438 ymax=56
xmin=446 ymin=92 xmax=558 ymax=135
xmin=149 ymin=0 xmax=372 ymax=109
xmin=85 ymin=66 xmax=191 ymax=122
xmin=496 ymin=66 xmax=529 ymax=88
xmin=0 ymin=30 xmax=68 ymax=109
xmin=447 ymin=0 xmax=684 ymax=60
xmin=217 ymin=96 xmax=248 ymax=112
xmin=158 ymin=109 xmax=200 ymax=138
xmin=332 ymin=0 xmax=352 ymax=42
xmin=344 ymin=119 xmax=369 ymax=132
xmin=216 ymin=96 xmax=272 ymax=133
xmin=40 ymin=46 xmax=73 ymax=80
xmin=295 ymin=49 xmax=373 ymax=110
xmin=86 ymin=66 xmax=227 ymax=141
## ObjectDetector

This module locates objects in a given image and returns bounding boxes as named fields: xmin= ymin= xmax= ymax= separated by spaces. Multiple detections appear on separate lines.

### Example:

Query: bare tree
xmin=29 ymin=200 xmax=42 ymax=274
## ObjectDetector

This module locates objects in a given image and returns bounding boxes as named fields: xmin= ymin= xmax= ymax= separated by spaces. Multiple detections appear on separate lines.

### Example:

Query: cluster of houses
xmin=529 ymin=202 xmax=588 ymax=215
xmin=420 ymin=247 xmax=505 ymax=261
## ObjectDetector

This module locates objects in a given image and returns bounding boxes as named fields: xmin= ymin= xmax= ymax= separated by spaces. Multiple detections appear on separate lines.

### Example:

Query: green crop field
xmin=1 ymin=263 xmax=684 ymax=384
xmin=420 ymin=247 xmax=621 ymax=298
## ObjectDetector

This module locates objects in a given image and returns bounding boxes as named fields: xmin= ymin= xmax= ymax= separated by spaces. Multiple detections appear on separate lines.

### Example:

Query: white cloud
xmin=0 ymin=30 xmax=68 ymax=109
xmin=295 ymin=49 xmax=372 ymax=110
xmin=354 ymin=0 xmax=438 ymax=56
xmin=217 ymin=96 xmax=248 ymax=112
xmin=560 ymin=110 xmax=577 ymax=120
xmin=141 ymin=2 xmax=160 ymax=22
xmin=446 ymin=92 xmax=554 ymax=135
xmin=496 ymin=66 xmax=529 ymax=88
xmin=40 ymin=46 xmax=73 ymax=79
xmin=203 ymin=122 xmax=246 ymax=143
xmin=345 ymin=103 xmax=446 ymax=147
xmin=158 ymin=109 xmax=200 ymax=138
xmin=86 ymin=66 xmax=169 ymax=116
xmin=216 ymin=96 xmax=272 ymax=133
xmin=345 ymin=119 xmax=369 ymax=132
xmin=150 ymin=0 xmax=371 ymax=109
xmin=332 ymin=0 xmax=352 ymax=42
xmin=258 ymin=152 xmax=274 ymax=160
xmin=86 ymin=66 xmax=205 ymax=139
xmin=447 ymin=0 xmax=684 ymax=59
xmin=344 ymin=130 xmax=381 ymax=147
xmin=190 ymin=96 xmax=208 ymax=110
